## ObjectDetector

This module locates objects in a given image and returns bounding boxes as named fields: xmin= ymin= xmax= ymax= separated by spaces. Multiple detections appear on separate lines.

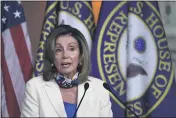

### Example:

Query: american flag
xmin=1 ymin=1 xmax=33 ymax=117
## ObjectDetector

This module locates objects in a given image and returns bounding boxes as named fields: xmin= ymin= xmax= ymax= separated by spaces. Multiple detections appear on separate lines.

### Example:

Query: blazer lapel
xmin=44 ymin=80 xmax=67 ymax=117
xmin=76 ymin=83 xmax=85 ymax=117
xmin=77 ymin=82 xmax=92 ymax=117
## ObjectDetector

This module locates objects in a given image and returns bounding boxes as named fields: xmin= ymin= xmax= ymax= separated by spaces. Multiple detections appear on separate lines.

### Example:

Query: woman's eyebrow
xmin=68 ymin=42 xmax=77 ymax=46
xmin=55 ymin=43 xmax=61 ymax=46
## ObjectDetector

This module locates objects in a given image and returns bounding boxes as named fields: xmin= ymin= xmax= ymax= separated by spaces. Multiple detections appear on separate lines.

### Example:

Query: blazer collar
xmin=76 ymin=81 xmax=93 ymax=117
xmin=44 ymin=80 xmax=92 ymax=117
xmin=44 ymin=80 xmax=67 ymax=117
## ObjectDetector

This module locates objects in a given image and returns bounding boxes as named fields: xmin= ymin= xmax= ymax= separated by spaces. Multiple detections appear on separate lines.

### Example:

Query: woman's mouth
xmin=61 ymin=63 xmax=71 ymax=68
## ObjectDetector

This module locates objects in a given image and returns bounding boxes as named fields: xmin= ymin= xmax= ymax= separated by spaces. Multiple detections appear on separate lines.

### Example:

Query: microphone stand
xmin=73 ymin=83 xmax=89 ymax=118
xmin=103 ymin=83 xmax=139 ymax=118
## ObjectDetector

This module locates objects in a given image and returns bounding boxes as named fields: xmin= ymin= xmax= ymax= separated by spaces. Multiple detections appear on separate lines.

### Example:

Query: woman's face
xmin=54 ymin=34 xmax=80 ymax=78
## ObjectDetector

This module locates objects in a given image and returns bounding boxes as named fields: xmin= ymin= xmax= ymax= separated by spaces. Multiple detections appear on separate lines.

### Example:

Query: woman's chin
xmin=59 ymin=70 xmax=76 ymax=78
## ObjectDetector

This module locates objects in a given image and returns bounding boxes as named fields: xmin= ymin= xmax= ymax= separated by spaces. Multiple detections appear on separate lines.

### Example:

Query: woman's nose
xmin=63 ymin=50 xmax=69 ymax=58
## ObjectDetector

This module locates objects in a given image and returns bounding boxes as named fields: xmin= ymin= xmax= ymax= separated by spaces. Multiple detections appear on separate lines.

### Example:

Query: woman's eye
xmin=56 ymin=48 xmax=62 ymax=52
xmin=69 ymin=47 xmax=75 ymax=51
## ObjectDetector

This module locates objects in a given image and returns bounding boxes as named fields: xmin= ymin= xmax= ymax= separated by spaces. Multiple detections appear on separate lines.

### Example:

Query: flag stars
xmin=4 ymin=4 xmax=10 ymax=12
xmin=2 ymin=17 xmax=7 ymax=24
xmin=13 ymin=10 xmax=21 ymax=18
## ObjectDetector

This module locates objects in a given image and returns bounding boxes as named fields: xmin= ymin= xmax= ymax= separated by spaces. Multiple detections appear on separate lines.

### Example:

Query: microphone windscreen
xmin=84 ymin=82 xmax=89 ymax=90
xmin=103 ymin=83 xmax=111 ymax=91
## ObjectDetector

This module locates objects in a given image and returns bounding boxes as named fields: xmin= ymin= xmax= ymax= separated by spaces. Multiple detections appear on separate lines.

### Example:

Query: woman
xmin=21 ymin=25 xmax=113 ymax=117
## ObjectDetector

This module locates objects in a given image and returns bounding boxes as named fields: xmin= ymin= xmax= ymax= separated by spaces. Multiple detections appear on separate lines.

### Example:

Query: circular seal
xmin=57 ymin=1 xmax=95 ymax=52
xmin=97 ymin=1 xmax=174 ymax=117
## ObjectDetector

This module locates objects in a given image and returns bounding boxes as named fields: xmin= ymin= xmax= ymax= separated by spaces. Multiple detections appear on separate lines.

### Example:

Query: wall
xmin=159 ymin=2 xmax=176 ymax=75
xmin=22 ymin=1 xmax=46 ymax=61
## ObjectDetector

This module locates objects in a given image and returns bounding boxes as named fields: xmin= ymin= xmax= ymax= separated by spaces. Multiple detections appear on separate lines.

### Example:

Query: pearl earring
xmin=79 ymin=62 xmax=82 ymax=66
xmin=51 ymin=63 xmax=54 ymax=67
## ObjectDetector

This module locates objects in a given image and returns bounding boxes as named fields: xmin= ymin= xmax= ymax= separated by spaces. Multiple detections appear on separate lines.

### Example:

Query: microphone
xmin=73 ymin=82 xmax=89 ymax=118
xmin=103 ymin=83 xmax=139 ymax=118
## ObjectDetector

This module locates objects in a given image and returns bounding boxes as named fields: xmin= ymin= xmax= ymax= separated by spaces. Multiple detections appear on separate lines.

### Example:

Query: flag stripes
xmin=1 ymin=1 xmax=33 ymax=117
